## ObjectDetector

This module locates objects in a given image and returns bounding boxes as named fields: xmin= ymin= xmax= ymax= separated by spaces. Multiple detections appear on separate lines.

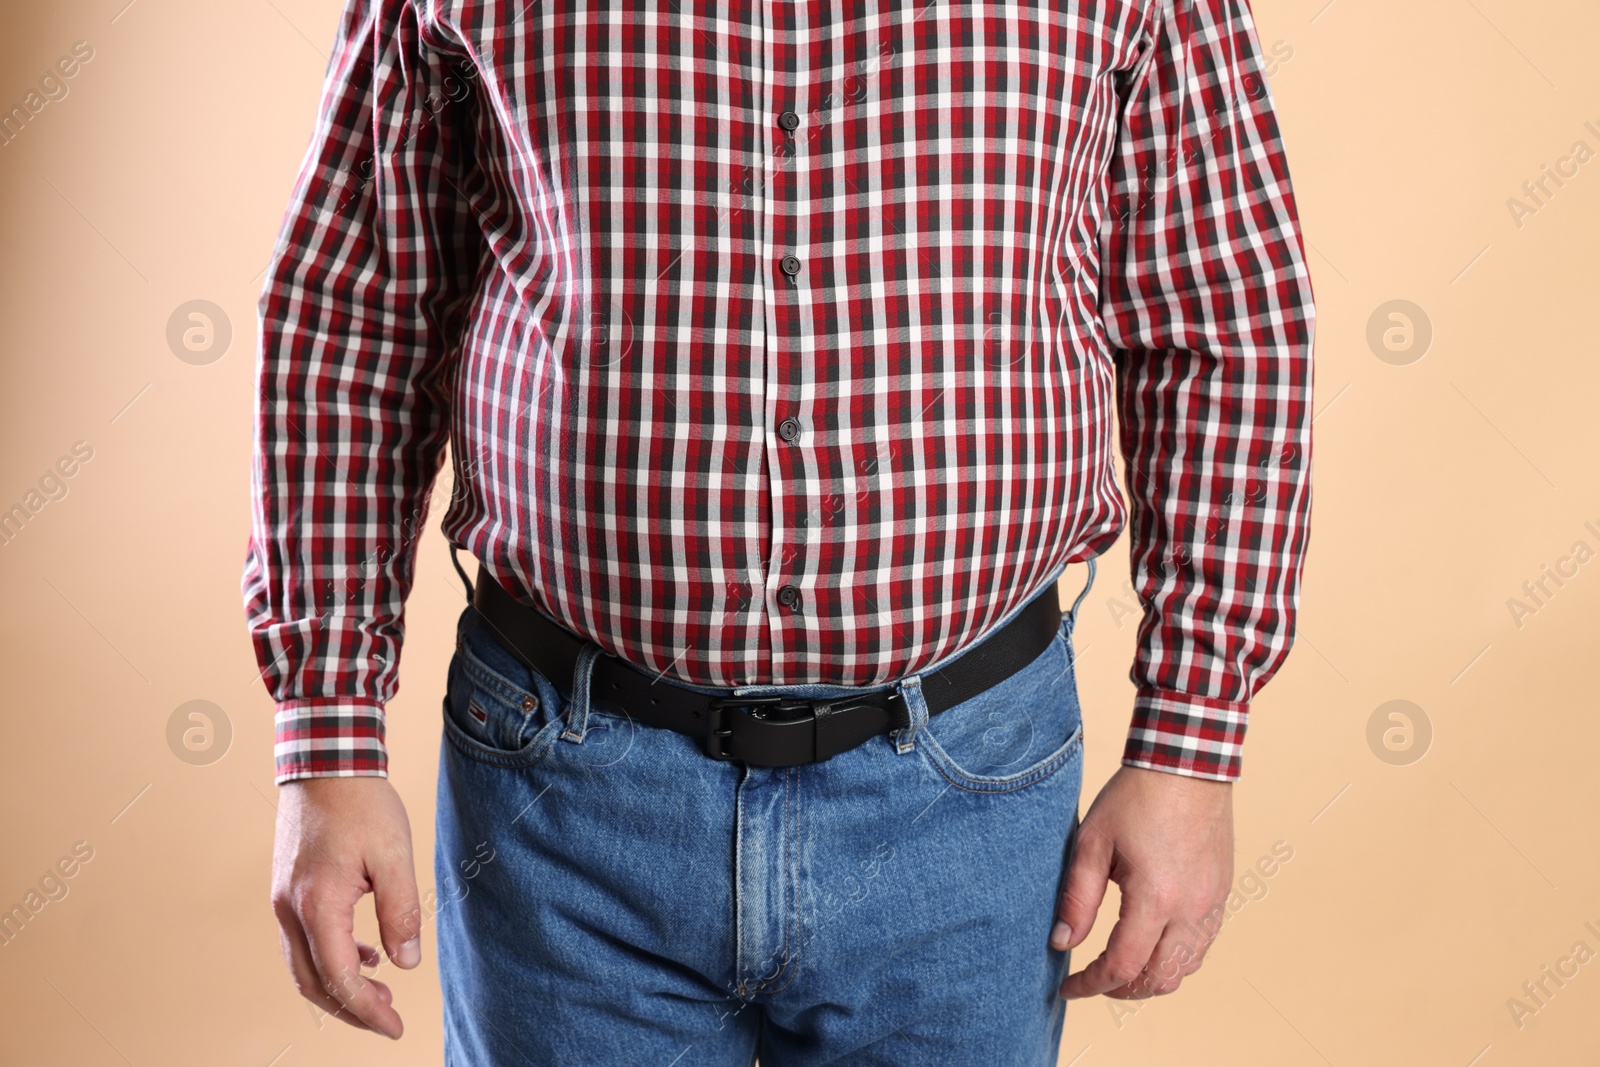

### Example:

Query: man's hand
xmin=1052 ymin=766 xmax=1233 ymax=1000
xmin=271 ymin=777 xmax=423 ymax=1039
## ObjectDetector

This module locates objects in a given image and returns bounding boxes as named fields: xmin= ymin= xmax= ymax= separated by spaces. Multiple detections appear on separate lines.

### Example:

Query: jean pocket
xmin=915 ymin=631 xmax=1084 ymax=794
xmin=441 ymin=621 xmax=564 ymax=769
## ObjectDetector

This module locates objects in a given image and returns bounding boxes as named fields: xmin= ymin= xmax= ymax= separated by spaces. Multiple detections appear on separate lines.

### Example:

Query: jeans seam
xmin=918 ymin=725 xmax=1083 ymax=794
xmin=753 ymin=766 xmax=800 ymax=997
xmin=458 ymin=635 xmax=545 ymax=711
xmin=442 ymin=701 xmax=561 ymax=769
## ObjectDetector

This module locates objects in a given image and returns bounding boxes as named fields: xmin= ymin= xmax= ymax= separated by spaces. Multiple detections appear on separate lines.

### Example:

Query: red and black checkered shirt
xmin=244 ymin=0 xmax=1314 ymax=784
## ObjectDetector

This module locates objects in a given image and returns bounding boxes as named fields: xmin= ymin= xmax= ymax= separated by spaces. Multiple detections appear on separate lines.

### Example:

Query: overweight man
xmin=245 ymin=0 xmax=1314 ymax=1061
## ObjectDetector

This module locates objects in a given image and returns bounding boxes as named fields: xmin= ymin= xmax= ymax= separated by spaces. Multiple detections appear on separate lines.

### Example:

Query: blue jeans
xmin=435 ymin=563 xmax=1094 ymax=1065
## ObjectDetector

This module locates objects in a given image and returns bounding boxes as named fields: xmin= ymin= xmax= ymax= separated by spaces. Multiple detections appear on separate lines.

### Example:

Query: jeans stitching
xmin=918 ymin=723 xmax=1084 ymax=795
xmin=458 ymin=634 xmax=545 ymax=710
xmin=442 ymin=697 xmax=561 ymax=769
xmin=754 ymin=766 xmax=801 ymax=997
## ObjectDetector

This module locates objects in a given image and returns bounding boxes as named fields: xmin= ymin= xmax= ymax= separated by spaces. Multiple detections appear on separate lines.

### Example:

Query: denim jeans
xmin=435 ymin=562 xmax=1094 ymax=1065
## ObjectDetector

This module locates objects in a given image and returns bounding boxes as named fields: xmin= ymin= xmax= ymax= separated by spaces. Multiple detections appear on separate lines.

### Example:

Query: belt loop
xmin=562 ymin=644 xmax=603 ymax=743
xmin=1067 ymin=557 xmax=1097 ymax=633
xmin=892 ymin=675 xmax=930 ymax=754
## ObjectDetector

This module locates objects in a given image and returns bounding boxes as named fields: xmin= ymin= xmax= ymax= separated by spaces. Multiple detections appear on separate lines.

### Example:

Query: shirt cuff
xmin=1122 ymin=688 xmax=1248 ymax=783
xmin=274 ymin=700 xmax=388 ymax=784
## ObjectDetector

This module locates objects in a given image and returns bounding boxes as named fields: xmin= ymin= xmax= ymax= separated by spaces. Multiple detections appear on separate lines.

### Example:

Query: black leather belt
xmin=469 ymin=563 xmax=1061 ymax=767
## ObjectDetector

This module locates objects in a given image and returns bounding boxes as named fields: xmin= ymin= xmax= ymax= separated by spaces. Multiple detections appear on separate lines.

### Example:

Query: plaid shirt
xmin=244 ymin=0 xmax=1314 ymax=784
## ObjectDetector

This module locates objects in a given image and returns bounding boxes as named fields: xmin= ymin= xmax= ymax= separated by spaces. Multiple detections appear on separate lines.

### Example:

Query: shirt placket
xmin=759 ymin=0 xmax=808 ymax=682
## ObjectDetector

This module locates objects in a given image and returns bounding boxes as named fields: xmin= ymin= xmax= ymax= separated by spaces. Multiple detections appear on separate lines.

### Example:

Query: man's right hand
xmin=271 ymin=776 xmax=423 ymax=1040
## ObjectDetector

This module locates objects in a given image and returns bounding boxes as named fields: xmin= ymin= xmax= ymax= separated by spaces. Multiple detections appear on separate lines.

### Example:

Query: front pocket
xmin=442 ymin=694 xmax=563 ymax=769
xmin=440 ymin=629 xmax=563 ymax=769
xmin=914 ymin=632 xmax=1084 ymax=794
xmin=917 ymin=717 xmax=1083 ymax=793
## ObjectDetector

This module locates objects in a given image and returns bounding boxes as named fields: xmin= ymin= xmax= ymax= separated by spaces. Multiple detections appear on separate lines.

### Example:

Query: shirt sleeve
xmin=242 ymin=1 xmax=484 ymax=784
xmin=1098 ymin=0 xmax=1315 ymax=782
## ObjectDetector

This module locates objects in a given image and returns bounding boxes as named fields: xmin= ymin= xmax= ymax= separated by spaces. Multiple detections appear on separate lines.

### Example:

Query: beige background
xmin=2 ymin=0 xmax=1597 ymax=1063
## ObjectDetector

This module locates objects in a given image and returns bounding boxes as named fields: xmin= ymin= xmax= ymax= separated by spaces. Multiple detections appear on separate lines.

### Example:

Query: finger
xmin=1158 ymin=920 xmax=1210 ymax=984
xmin=353 ymin=941 xmax=397 ymax=1009
xmin=1060 ymin=894 xmax=1166 ymax=1001
xmin=302 ymin=894 xmax=405 ymax=1039
xmin=273 ymin=901 xmax=372 ymax=1031
xmin=371 ymin=843 xmax=424 ymax=969
xmin=356 ymin=939 xmax=383 ymax=969
xmin=1054 ymin=820 xmax=1113 ymax=951
xmin=1104 ymin=919 xmax=1199 ymax=999
xmin=1174 ymin=907 xmax=1225 ymax=976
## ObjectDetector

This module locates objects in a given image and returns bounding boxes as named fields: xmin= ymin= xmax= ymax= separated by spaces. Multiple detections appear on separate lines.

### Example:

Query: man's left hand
xmin=1052 ymin=765 xmax=1234 ymax=1000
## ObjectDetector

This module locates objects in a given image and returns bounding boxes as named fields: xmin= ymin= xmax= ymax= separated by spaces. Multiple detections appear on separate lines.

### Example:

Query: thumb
xmin=1056 ymin=820 xmax=1113 ymax=951
xmin=371 ymin=846 xmax=423 ymax=969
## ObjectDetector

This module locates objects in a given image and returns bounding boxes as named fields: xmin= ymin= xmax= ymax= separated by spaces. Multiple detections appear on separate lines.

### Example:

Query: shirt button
xmin=780 ymin=255 xmax=802 ymax=276
xmin=778 ymin=110 xmax=800 ymax=131
xmin=777 ymin=417 xmax=801 ymax=442
xmin=776 ymin=584 xmax=801 ymax=609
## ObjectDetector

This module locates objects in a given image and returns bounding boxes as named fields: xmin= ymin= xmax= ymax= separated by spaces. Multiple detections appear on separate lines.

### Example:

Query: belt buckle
xmin=703 ymin=692 xmax=901 ymax=764
xmin=704 ymin=695 xmax=816 ymax=761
